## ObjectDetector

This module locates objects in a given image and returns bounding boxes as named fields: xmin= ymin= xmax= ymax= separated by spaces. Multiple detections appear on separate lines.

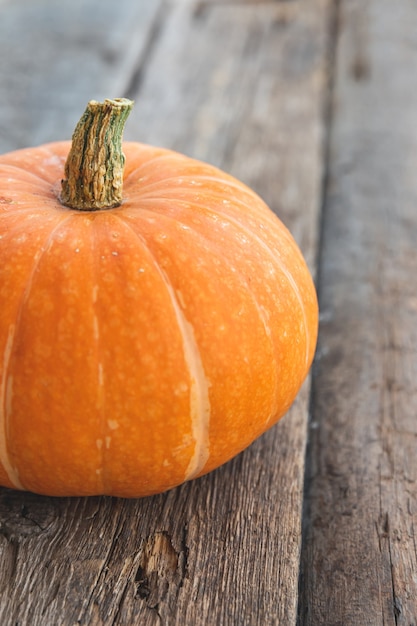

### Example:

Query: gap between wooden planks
xmin=0 ymin=1 xmax=330 ymax=624
xmin=300 ymin=1 xmax=417 ymax=624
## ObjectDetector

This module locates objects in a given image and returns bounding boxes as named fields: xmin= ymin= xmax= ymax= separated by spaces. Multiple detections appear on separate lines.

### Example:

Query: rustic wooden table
xmin=1 ymin=1 xmax=416 ymax=624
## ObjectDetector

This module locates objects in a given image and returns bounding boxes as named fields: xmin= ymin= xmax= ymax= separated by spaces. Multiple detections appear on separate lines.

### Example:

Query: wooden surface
xmin=300 ymin=2 xmax=417 ymax=624
xmin=0 ymin=0 xmax=416 ymax=624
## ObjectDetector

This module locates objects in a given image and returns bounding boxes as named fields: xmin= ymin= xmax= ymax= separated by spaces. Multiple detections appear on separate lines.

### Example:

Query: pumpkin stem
xmin=60 ymin=98 xmax=133 ymax=211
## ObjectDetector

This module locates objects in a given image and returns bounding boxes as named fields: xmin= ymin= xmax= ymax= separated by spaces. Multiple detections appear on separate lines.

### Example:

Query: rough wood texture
xmin=299 ymin=1 xmax=417 ymax=624
xmin=0 ymin=0 xmax=162 ymax=151
xmin=0 ymin=1 xmax=328 ymax=624
xmin=6 ymin=0 xmax=417 ymax=624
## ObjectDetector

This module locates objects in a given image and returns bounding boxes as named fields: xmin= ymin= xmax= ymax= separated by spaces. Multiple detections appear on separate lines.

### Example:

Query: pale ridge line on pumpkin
xmin=0 ymin=325 xmax=24 ymax=489
xmin=161 ymin=278 xmax=211 ymax=481
xmin=0 ymin=208 xmax=52 ymax=217
xmin=115 ymin=216 xmax=211 ymax=481
xmin=123 ymin=205 xmax=280 ymax=428
xmin=136 ymin=186 xmax=291 ymax=245
xmin=91 ymin=217 xmax=106 ymax=495
xmin=222 ymin=212 xmax=311 ymax=370
xmin=192 ymin=196 xmax=310 ymax=369
xmin=124 ymin=153 xmax=221 ymax=182
xmin=180 ymin=200 xmax=311 ymax=371
xmin=131 ymin=182 xmax=298 ymax=260
xmin=130 ymin=196 xmax=311 ymax=371
xmin=0 ymin=215 xmax=72 ymax=491
xmin=0 ymin=163 xmax=59 ymax=187
xmin=133 ymin=174 xmax=258 ymax=199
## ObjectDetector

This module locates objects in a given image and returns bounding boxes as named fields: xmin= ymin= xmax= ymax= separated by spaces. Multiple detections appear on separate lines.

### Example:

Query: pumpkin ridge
xmin=115 ymin=214 xmax=211 ymax=481
xmin=123 ymin=151 xmax=225 ymax=179
xmin=134 ymin=183 xmax=290 ymax=245
xmin=0 ymin=143 xmax=70 ymax=185
xmin=172 ymin=197 xmax=312 ymax=370
xmin=131 ymin=181 xmax=296 ymax=247
xmin=0 ymin=324 xmax=22 ymax=489
xmin=90 ymin=220 xmax=106 ymax=494
xmin=133 ymin=175 xmax=257 ymax=199
xmin=124 ymin=153 xmax=187 ymax=185
xmin=0 ymin=207 xmax=56 ymax=218
xmin=0 ymin=214 xmax=72 ymax=490
xmin=126 ymin=196 xmax=311 ymax=373
xmin=214 ymin=208 xmax=312 ymax=371
xmin=124 ymin=193 xmax=279 ymax=242
xmin=0 ymin=163 xmax=59 ymax=188
xmin=121 ymin=205 xmax=281 ymax=427
xmin=161 ymin=278 xmax=211 ymax=481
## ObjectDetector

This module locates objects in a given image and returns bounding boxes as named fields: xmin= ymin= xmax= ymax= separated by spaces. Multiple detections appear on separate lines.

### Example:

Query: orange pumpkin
xmin=0 ymin=99 xmax=318 ymax=497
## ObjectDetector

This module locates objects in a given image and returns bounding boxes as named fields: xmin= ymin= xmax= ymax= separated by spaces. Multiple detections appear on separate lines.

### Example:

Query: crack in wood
xmin=387 ymin=528 xmax=400 ymax=626
xmin=297 ymin=0 xmax=341 ymax=618
xmin=134 ymin=530 xmax=187 ymax=614
xmin=0 ymin=492 xmax=57 ymax=540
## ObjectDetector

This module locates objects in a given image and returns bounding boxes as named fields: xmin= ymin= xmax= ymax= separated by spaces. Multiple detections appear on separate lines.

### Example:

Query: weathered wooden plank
xmin=0 ymin=1 xmax=329 ymax=624
xmin=0 ymin=0 xmax=163 ymax=152
xmin=299 ymin=1 xmax=417 ymax=623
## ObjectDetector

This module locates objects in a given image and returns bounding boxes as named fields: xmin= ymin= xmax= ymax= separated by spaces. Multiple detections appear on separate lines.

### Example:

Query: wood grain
xmin=299 ymin=1 xmax=417 ymax=623
xmin=0 ymin=0 xmax=329 ymax=624
xmin=0 ymin=0 xmax=163 ymax=151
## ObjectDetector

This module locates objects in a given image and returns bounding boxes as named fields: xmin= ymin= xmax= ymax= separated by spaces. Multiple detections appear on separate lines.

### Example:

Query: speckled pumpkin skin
xmin=0 ymin=142 xmax=318 ymax=497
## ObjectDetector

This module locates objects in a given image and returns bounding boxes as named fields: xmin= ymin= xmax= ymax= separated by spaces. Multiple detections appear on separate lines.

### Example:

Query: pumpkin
xmin=0 ymin=99 xmax=318 ymax=497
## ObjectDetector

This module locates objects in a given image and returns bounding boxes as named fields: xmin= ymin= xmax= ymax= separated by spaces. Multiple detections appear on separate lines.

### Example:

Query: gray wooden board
xmin=299 ymin=1 xmax=417 ymax=624
xmin=0 ymin=0 xmax=330 ymax=625
xmin=0 ymin=0 xmax=163 ymax=151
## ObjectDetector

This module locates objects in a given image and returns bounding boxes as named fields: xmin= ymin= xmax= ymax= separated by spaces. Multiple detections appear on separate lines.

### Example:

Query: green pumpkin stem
xmin=60 ymin=98 xmax=133 ymax=211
